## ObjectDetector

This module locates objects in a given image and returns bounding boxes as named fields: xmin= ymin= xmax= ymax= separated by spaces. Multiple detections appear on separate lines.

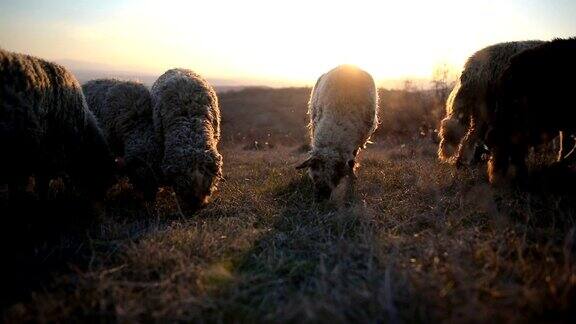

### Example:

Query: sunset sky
xmin=1 ymin=0 xmax=575 ymax=86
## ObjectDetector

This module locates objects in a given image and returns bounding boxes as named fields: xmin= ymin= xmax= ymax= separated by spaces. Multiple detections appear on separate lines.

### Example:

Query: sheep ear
xmin=347 ymin=159 xmax=357 ymax=178
xmin=161 ymin=165 xmax=177 ymax=180
xmin=296 ymin=157 xmax=318 ymax=170
xmin=347 ymin=159 xmax=355 ymax=170
xmin=295 ymin=158 xmax=312 ymax=170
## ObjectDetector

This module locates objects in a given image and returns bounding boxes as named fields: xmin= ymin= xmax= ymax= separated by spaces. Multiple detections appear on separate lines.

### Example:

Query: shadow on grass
xmin=5 ymin=146 xmax=576 ymax=322
xmin=0 ymin=192 xmax=165 ymax=311
xmin=0 ymin=197 xmax=100 ymax=308
xmin=526 ymin=163 xmax=576 ymax=195
xmin=491 ymin=164 xmax=576 ymax=230
xmin=218 ymin=154 xmax=576 ymax=323
xmin=198 ymin=175 xmax=407 ymax=323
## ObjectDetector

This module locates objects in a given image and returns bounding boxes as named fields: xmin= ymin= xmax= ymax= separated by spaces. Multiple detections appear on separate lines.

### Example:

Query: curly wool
xmin=438 ymin=79 xmax=469 ymax=162
xmin=305 ymin=65 xmax=378 ymax=196
xmin=151 ymin=68 xmax=222 ymax=207
xmin=0 ymin=49 xmax=115 ymax=199
xmin=309 ymin=65 xmax=378 ymax=153
xmin=82 ymin=79 xmax=161 ymax=199
xmin=438 ymin=40 xmax=544 ymax=164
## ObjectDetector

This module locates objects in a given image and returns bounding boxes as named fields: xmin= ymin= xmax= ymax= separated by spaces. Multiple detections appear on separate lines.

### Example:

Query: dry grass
xmin=3 ymin=141 xmax=576 ymax=323
xmin=217 ymin=87 xmax=444 ymax=147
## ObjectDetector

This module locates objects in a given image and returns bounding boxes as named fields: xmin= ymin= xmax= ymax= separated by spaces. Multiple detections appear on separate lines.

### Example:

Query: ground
xmin=3 ymin=141 xmax=576 ymax=322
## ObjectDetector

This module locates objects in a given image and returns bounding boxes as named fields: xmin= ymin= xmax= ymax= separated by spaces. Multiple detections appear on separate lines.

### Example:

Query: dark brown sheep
xmin=486 ymin=38 xmax=576 ymax=184
xmin=83 ymin=79 xmax=161 ymax=201
xmin=0 ymin=49 xmax=116 ymax=202
xmin=438 ymin=41 xmax=544 ymax=165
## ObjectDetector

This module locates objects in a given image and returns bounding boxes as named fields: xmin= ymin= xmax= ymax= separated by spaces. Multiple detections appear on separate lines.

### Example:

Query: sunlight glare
xmin=2 ymin=0 xmax=564 ymax=86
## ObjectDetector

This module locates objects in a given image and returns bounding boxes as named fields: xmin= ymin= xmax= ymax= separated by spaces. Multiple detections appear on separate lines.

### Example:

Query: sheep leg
xmin=563 ymin=142 xmax=576 ymax=164
xmin=557 ymin=131 xmax=565 ymax=162
xmin=558 ymin=131 xmax=576 ymax=164
xmin=7 ymin=176 xmax=32 ymax=202
xmin=487 ymin=145 xmax=509 ymax=186
xmin=509 ymin=144 xmax=529 ymax=184
xmin=35 ymin=174 xmax=50 ymax=200
xmin=346 ymin=174 xmax=356 ymax=203
xmin=456 ymin=117 xmax=485 ymax=167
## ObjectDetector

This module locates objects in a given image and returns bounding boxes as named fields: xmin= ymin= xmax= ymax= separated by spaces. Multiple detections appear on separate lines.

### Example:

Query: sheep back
xmin=308 ymin=65 xmax=378 ymax=153
xmin=151 ymin=68 xmax=222 ymax=209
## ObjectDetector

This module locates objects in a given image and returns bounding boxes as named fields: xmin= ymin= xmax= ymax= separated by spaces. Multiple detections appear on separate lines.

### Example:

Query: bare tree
xmin=431 ymin=63 xmax=455 ymax=105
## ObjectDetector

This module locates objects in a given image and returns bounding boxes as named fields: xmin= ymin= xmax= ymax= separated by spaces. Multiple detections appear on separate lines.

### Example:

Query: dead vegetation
xmin=3 ymin=139 xmax=576 ymax=322
xmin=218 ymin=85 xmax=446 ymax=148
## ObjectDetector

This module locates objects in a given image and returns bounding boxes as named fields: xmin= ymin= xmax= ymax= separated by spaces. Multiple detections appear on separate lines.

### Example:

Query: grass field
xmin=3 ymin=140 xmax=576 ymax=322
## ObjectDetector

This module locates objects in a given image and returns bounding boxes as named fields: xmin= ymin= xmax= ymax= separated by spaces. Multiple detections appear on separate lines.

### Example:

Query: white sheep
xmin=151 ymin=68 xmax=223 ymax=210
xmin=297 ymin=65 xmax=378 ymax=201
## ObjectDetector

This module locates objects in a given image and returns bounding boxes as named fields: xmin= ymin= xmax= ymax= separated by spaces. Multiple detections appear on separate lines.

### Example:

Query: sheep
xmin=296 ymin=65 xmax=378 ymax=201
xmin=486 ymin=38 xmax=576 ymax=185
xmin=151 ymin=68 xmax=222 ymax=210
xmin=82 ymin=79 xmax=161 ymax=201
xmin=0 ymin=49 xmax=116 ymax=202
xmin=438 ymin=41 xmax=544 ymax=165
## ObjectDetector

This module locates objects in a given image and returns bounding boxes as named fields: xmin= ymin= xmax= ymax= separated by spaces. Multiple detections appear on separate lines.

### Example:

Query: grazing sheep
xmin=296 ymin=65 xmax=378 ymax=201
xmin=486 ymin=38 xmax=576 ymax=184
xmin=82 ymin=79 xmax=161 ymax=201
xmin=0 ymin=49 xmax=116 ymax=201
xmin=438 ymin=41 xmax=544 ymax=165
xmin=151 ymin=68 xmax=222 ymax=210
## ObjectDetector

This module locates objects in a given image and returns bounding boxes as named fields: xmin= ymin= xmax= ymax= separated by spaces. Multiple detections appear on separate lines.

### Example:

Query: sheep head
xmin=438 ymin=117 xmax=467 ymax=162
xmin=296 ymin=152 xmax=356 ymax=201
xmin=163 ymin=150 xmax=222 ymax=212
